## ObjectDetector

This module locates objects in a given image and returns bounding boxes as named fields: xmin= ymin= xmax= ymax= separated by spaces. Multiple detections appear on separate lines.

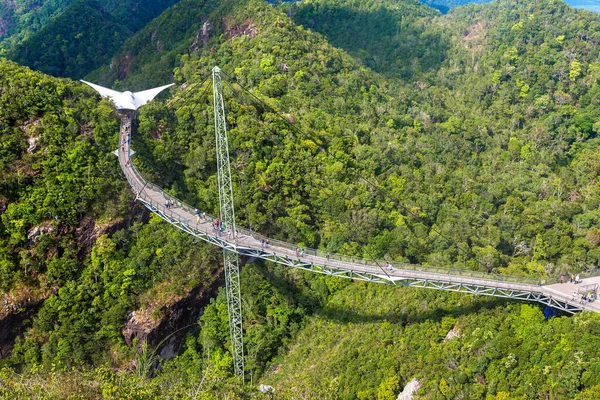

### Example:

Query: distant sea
xmin=428 ymin=0 xmax=600 ymax=14
xmin=565 ymin=0 xmax=600 ymax=13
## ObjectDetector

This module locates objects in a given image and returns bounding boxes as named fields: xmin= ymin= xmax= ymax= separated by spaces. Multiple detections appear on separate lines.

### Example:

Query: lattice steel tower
xmin=212 ymin=66 xmax=244 ymax=379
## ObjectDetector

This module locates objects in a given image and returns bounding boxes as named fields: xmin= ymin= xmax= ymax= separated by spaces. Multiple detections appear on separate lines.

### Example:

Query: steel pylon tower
xmin=212 ymin=66 xmax=244 ymax=379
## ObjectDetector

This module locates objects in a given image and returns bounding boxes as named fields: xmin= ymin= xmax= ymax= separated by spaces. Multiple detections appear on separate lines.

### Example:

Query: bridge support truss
xmin=128 ymin=193 xmax=588 ymax=319
xmin=233 ymin=248 xmax=585 ymax=315
xmin=213 ymin=66 xmax=244 ymax=379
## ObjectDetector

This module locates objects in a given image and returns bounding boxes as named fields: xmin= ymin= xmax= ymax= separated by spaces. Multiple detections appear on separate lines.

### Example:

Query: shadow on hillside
xmin=293 ymin=4 xmax=450 ymax=78
xmin=252 ymin=262 xmax=325 ymax=313
xmin=252 ymin=262 xmax=546 ymax=327
xmin=316 ymin=295 xmax=514 ymax=325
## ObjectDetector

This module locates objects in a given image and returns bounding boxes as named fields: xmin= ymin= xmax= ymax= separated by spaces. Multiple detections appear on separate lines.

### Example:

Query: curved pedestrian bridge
xmin=117 ymin=112 xmax=600 ymax=315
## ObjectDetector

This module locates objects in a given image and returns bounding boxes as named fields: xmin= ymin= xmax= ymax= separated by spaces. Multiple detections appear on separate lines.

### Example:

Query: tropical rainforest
xmin=3 ymin=0 xmax=600 ymax=398
xmin=0 ymin=0 xmax=180 ymax=78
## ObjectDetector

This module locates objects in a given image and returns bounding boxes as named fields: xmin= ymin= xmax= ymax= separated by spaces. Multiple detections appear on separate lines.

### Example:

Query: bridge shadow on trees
xmin=251 ymin=262 xmax=539 ymax=329
xmin=293 ymin=3 xmax=450 ymax=79
xmin=318 ymin=295 xmax=517 ymax=326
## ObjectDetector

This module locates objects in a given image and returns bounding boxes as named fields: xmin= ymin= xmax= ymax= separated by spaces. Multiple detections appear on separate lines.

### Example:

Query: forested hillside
xmin=7 ymin=0 xmax=132 ymax=79
xmin=0 ymin=57 xmax=222 ymax=380
xmin=0 ymin=0 xmax=180 ymax=78
xmin=292 ymin=0 xmax=445 ymax=77
xmin=265 ymin=285 xmax=600 ymax=399
xmin=87 ymin=0 xmax=222 ymax=90
xmin=287 ymin=0 xmax=600 ymax=278
xmin=3 ymin=0 xmax=600 ymax=397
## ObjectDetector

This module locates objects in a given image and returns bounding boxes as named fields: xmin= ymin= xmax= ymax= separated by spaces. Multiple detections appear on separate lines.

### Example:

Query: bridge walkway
xmin=117 ymin=112 xmax=600 ymax=315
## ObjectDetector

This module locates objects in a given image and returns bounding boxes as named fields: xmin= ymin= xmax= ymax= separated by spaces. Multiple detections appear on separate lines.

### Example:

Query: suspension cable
xmin=222 ymin=77 xmax=399 ymax=282
xmin=219 ymin=70 xmax=501 ymax=275
xmin=167 ymin=73 xmax=213 ymax=114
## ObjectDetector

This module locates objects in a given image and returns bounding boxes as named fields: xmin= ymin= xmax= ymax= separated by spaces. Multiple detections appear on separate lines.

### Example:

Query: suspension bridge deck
xmin=117 ymin=112 xmax=600 ymax=315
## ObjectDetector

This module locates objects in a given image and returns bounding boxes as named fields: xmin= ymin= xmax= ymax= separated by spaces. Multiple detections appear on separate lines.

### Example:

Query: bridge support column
xmin=213 ymin=66 xmax=244 ymax=379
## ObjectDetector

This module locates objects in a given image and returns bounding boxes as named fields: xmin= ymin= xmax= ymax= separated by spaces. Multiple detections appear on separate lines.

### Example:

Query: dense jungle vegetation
xmin=3 ymin=0 xmax=600 ymax=398
xmin=87 ymin=0 xmax=223 ymax=91
xmin=7 ymin=0 xmax=132 ymax=79
xmin=0 ymin=0 xmax=179 ymax=78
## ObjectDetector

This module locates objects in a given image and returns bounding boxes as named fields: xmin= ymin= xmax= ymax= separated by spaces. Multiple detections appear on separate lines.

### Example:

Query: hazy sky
xmin=565 ymin=0 xmax=600 ymax=13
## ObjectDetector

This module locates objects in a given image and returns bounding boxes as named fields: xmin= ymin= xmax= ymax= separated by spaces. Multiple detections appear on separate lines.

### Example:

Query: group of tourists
xmin=164 ymin=199 xmax=176 ymax=209
xmin=573 ymin=289 xmax=597 ymax=304
xmin=121 ymin=114 xmax=131 ymax=153
xmin=120 ymin=113 xmax=132 ymax=163
xmin=560 ymin=273 xmax=582 ymax=284
xmin=195 ymin=208 xmax=206 ymax=222
xmin=213 ymin=219 xmax=226 ymax=233
xmin=581 ymin=291 xmax=596 ymax=303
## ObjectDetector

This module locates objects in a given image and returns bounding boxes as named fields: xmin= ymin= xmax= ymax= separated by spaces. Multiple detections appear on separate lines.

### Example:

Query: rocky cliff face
xmin=0 ymin=299 xmax=44 ymax=358
xmin=0 ymin=208 xmax=145 ymax=360
xmin=0 ymin=265 xmax=223 ymax=361
xmin=0 ymin=0 xmax=15 ymax=39
xmin=122 ymin=268 xmax=224 ymax=359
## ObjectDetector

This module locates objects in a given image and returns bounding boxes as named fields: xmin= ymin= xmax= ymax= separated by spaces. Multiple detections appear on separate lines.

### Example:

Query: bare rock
xmin=18 ymin=119 xmax=41 ymax=154
xmin=110 ymin=52 xmax=136 ymax=80
xmin=27 ymin=221 xmax=54 ymax=243
xmin=122 ymin=272 xmax=222 ymax=359
xmin=462 ymin=22 xmax=486 ymax=53
xmin=1 ymin=283 xmax=52 ymax=358
xmin=191 ymin=21 xmax=213 ymax=51
xmin=19 ymin=119 xmax=40 ymax=133
xmin=158 ymin=337 xmax=178 ymax=359
xmin=397 ymin=378 xmax=421 ymax=400
xmin=444 ymin=326 xmax=461 ymax=342
xmin=0 ymin=305 xmax=41 ymax=358
xmin=26 ymin=136 xmax=39 ymax=154
xmin=223 ymin=18 xmax=257 ymax=40
xmin=0 ymin=196 xmax=7 ymax=214
xmin=76 ymin=216 xmax=126 ymax=257
xmin=259 ymin=384 xmax=274 ymax=394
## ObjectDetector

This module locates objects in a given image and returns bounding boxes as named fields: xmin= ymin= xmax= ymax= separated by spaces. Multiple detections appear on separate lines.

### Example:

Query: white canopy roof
xmin=81 ymin=80 xmax=174 ymax=110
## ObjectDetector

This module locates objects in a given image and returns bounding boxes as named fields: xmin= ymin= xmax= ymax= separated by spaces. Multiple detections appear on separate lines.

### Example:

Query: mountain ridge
xmin=1 ymin=0 xmax=181 ymax=77
xmin=3 ymin=0 xmax=600 ymax=397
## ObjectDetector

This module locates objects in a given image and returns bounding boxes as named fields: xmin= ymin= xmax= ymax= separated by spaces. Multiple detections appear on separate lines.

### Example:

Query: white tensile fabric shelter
xmin=80 ymin=80 xmax=174 ymax=111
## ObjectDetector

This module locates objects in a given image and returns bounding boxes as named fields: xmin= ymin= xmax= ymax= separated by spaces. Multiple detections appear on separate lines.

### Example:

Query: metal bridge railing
xmin=124 ymin=155 xmax=547 ymax=288
xmin=237 ymin=228 xmax=545 ymax=287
